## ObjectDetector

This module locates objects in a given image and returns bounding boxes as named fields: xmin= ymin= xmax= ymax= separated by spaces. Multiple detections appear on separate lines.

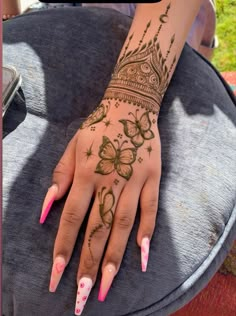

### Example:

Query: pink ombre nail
xmin=40 ymin=184 xmax=58 ymax=224
xmin=74 ymin=277 xmax=92 ymax=315
xmin=141 ymin=237 xmax=150 ymax=272
xmin=49 ymin=256 xmax=66 ymax=292
xmin=98 ymin=264 xmax=116 ymax=302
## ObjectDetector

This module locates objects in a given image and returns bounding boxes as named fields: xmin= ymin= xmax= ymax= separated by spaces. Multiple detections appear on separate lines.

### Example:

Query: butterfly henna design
xmin=80 ymin=101 xmax=110 ymax=129
xmin=95 ymin=136 xmax=137 ymax=180
xmin=88 ymin=187 xmax=115 ymax=260
xmin=119 ymin=109 xmax=155 ymax=148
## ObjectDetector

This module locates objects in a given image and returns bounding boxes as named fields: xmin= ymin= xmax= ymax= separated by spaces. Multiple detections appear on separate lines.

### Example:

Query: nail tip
xmin=49 ymin=288 xmax=55 ymax=293
xmin=98 ymin=293 xmax=105 ymax=302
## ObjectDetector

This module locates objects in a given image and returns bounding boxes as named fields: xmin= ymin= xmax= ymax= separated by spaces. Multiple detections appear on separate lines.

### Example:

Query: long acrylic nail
xmin=49 ymin=256 xmax=66 ymax=292
xmin=141 ymin=237 xmax=150 ymax=272
xmin=75 ymin=277 xmax=92 ymax=315
xmin=98 ymin=263 xmax=116 ymax=302
xmin=40 ymin=184 xmax=58 ymax=224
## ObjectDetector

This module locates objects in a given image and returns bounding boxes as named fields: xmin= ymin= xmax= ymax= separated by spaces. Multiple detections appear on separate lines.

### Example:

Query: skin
xmin=42 ymin=0 xmax=202 ymax=309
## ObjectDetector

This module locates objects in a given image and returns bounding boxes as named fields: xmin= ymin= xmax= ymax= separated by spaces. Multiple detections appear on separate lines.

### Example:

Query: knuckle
xmin=95 ymin=224 xmax=108 ymax=239
xmin=115 ymin=213 xmax=133 ymax=230
xmin=61 ymin=210 xmax=82 ymax=226
xmin=77 ymin=163 xmax=95 ymax=179
xmin=83 ymin=255 xmax=99 ymax=270
xmin=53 ymin=161 xmax=67 ymax=176
xmin=143 ymin=198 xmax=158 ymax=214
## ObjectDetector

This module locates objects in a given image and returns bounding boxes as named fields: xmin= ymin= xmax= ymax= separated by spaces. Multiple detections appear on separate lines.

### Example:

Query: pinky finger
xmin=137 ymin=177 xmax=160 ymax=272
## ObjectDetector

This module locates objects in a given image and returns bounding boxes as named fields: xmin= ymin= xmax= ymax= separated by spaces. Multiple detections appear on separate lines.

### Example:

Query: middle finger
xmin=75 ymin=183 xmax=123 ymax=315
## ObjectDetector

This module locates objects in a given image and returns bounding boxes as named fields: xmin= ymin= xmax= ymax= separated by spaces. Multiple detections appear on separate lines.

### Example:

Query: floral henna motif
xmin=95 ymin=136 xmax=137 ymax=180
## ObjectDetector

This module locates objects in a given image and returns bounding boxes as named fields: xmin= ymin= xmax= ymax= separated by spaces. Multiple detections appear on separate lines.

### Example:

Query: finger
xmin=98 ymin=184 xmax=141 ymax=302
xmin=75 ymin=184 xmax=122 ymax=314
xmin=40 ymin=135 xmax=77 ymax=223
xmin=49 ymin=179 xmax=94 ymax=292
xmin=137 ymin=175 xmax=160 ymax=272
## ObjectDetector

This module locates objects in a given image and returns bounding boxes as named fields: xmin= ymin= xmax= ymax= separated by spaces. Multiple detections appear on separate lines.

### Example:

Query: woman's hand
xmin=40 ymin=99 xmax=161 ymax=315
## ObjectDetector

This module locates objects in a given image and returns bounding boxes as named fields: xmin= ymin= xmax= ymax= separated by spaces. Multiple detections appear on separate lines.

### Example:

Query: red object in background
xmin=171 ymin=72 xmax=236 ymax=316
xmin=221 ymin=71 xmax=236 ymax=96
xmin=171 ymin=270 xmax=236 ymax=316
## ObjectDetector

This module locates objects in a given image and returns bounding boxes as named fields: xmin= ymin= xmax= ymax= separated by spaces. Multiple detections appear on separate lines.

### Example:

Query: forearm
xmin=104 ymin=0 xmax=202 ymax=114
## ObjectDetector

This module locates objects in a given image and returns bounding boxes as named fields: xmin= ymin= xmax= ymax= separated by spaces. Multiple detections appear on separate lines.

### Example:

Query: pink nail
xmin=40 ymin=184 xmax=58 ymax=224
xmin=141 ymin=237 xmax=150 ymax=272
xmin=98 ymin=264 xmax=116 ymax=302
xmin=49 ymin=256 xmax=66 ymax=292
xmin=75 ymin=277 xmax=92 ymax=315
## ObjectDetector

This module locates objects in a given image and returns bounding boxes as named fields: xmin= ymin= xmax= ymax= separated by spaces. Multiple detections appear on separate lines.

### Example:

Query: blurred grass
xmin=212 ymin=0 xmax=236 ymax=71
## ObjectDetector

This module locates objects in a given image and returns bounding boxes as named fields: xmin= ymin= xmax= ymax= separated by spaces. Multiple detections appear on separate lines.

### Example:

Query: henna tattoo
xmin=88 ymin=187 xmax=115 ymax=260
xmin=115 ymin=102 xmax=120 ymax=108
xmin=122 ymin=33 xmax=134 ymax=60
xmin=104 ymin=119 xmax=112 ymax=128
xmin=95 ymin=136 xmax=137 ymax=180
xmin=84 ymin=143 xmax=94 ymax=160
xmin=138 ymin=20 xmax=151 ymax=49
xmin=146 ymin=144 xmax=153 ymax=157
xmin=117 ymin=133 xmax=123 ymax=139
xmin=138 ymin=157 xmax=143 ymax=163
xmin=88 ymin=224 xmax=103 ymax=261
xmin=114 ymin=179 xmax=119 ymax=185
xmin=156 ymin=3 xmax=171 ymax=38
xmin=152 ymin=118 xmax=156 ymax=124
xmin=103 ymin=2 xmax=176 ymax=114
xmin=119 ymin=109 xmax=154 ymax=148
xmin=80 ymin=101 xmax=110 ymax=129
xmin=90 ymin=126 xmax=96 ymax=131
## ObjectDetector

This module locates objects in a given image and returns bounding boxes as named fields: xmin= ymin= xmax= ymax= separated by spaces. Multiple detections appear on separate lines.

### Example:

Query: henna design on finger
xmin=88 ymin=223 xmax=103 ymax=261
xmin=95 ymin=136 xmax=137 ymax=180
xmin=119 ymin=109 xmax=154 ymax=148
xmin=88 ymin=187 xmax=115 ymax=260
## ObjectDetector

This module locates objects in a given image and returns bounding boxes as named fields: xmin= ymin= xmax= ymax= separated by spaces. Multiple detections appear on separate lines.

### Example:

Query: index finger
xmin=49 ymin=179 xmax=94 ymax=292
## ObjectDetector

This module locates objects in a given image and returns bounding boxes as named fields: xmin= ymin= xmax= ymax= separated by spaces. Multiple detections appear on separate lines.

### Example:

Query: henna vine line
xmin=88 ymin=187 xmax=115 ymax=260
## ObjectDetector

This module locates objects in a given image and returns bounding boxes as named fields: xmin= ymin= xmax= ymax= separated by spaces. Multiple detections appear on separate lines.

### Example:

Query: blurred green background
xmin=212 ymin=0 xmax=236 ymax=71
